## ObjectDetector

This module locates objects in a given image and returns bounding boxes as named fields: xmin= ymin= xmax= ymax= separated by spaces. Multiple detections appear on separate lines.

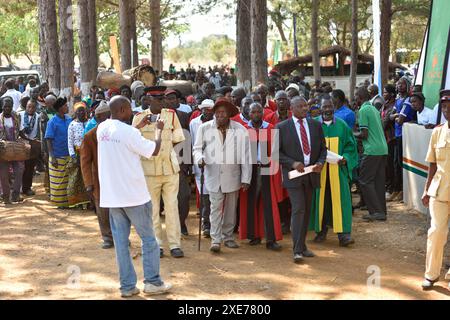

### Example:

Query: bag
xmin=0 ymin=140 xmax=31 ymax=161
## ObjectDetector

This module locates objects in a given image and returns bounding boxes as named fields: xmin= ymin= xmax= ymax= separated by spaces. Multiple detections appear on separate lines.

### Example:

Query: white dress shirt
xmin=292 ymin=115 xmax=311 ymax=166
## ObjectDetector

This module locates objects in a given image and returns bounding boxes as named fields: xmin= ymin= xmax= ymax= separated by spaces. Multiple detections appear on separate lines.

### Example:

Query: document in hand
xmin=326 ymin=150 xmax=343 ymax=164
xmin=288 ymin=166 xmax=315 ymax=180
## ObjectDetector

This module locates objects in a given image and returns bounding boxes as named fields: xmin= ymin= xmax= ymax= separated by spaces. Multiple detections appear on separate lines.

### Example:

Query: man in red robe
xmin=239 ymin=102 xmax=283 ymax=250
xmin=256 ymin=84 xmax=277 ymax=112
xmin=231 ymin=96 xmax=252 ymax=126
xmin=263 ymin=90 xmax=292 ymax=234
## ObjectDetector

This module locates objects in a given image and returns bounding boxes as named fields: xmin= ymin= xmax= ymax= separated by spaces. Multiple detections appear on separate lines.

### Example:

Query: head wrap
xmin=74 ymin=102 xmax=86 ymax=112
xmin=82 ymin=96 xmax=92 ymax=108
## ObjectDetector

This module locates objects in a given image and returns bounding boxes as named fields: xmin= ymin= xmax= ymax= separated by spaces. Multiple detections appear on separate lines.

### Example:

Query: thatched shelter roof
xmin=274 ymin=45 xmax=407 ymax=75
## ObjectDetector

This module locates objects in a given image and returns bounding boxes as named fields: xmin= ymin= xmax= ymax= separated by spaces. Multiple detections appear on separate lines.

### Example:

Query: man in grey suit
xmin=193 ymin=98 xmax=252 ymax=253
xmin=275 ymin=96 xmax=327 ymax=263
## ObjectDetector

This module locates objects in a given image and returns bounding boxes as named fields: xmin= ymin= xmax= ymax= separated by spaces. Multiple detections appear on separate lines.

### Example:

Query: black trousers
xmin=392 ymin=137 xmax=403 ymax=193
xmin=94 ymin=200 xmax=113 ymax=243
xmin=359 ymin=155 xmax=387 ymax=215
xmin=245 ymin=166 xmax=276 ymax=242
xmin=178 ymin=170 xmax=191 ymax=228
xmin=201 ymin=194 xmax=211 ymax=230
xmin=22 ymin=158 xmax=37 ymax=192
xmin=385 ymin=140 xmax=395 ymax=193
xmin=287 ymin=181 xmax=313 ymax=254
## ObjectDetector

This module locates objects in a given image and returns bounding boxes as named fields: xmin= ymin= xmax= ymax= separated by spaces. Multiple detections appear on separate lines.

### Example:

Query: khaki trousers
xmin=425 ymin=198 xmax=450 ymax=281
xmin=146 ymin=174 xmax=181 ymax=250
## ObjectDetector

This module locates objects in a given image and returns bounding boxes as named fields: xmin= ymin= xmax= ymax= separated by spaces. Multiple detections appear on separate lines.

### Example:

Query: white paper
xmin=289 ymin=166 xmax=314 ymax=180
xmin=326 ymin=150 xmax=344 ymax=164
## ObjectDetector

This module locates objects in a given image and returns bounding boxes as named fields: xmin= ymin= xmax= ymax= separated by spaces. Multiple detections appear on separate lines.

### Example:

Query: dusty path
xmin=0 ymin=176 xmax=449 ymax=300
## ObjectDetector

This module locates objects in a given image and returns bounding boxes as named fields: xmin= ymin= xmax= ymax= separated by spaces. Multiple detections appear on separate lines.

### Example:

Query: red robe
xmin=264 ymin=111 xmax=292 ymax=127
xmin=231 ymin=113 xmax=250 ymax=127
xmin=239 ymin=122 xmax=283 ymax=241
xmin=266 ymin=99 xmax=277 ymax=112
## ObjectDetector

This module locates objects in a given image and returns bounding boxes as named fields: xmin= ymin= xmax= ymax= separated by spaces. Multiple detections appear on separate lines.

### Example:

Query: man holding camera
xmin=132 ymin=86 xmax=186 ymax=259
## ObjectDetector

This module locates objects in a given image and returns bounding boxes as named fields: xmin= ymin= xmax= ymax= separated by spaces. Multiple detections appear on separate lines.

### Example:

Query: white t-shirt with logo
xmin=97 ymin=119 xmax=156 ymax=208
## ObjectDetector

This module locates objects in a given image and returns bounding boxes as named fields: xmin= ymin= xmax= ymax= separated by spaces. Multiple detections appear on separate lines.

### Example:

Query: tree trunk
xmin=38 ymin=0 xmax=60 ymax=93
xmin=251 ymin=0 xmax=268 ymax=86
xmin=236 ymin=0 xmax=252 ymax=90
xmin=59 ymin=0 xmax=74 ymax=98
xmin=349 ymin=0 xmax=358 ymax=102
xmin=380 ymin=0 xmax=392 ymax=89
xmin=311 ymin=0 xmax=321 ymax=82
xmin=88 ymin=0 xmax=98 ymax=83
xmin=119 ymin=0 xmax=138 ymax=71
xmin=78 ymin=0 xmax=92 ymax=95
xmin=151 ymin=0 xmax=163 ymax=73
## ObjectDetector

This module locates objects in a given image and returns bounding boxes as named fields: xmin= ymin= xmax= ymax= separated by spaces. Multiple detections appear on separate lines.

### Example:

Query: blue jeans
xmin=109 ymin=201 xmax=163 ymax=292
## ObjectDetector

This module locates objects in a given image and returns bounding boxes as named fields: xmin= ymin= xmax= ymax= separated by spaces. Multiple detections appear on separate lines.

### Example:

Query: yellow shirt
xmin=132 ymin=109 xmax=185 ymax=176
xmin=426 ymin=122 xmax=450 ymax=201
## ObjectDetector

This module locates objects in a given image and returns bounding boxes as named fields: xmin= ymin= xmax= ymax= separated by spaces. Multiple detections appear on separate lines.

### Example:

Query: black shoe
xmin=293 ymin=254 xmax=304 ymax=263
xmin=2 ymin=196 xmax=11 ymax=205
xmin=314 ymin=233 xmax=327 ymax=243
xmin=249 ymin=238 xmax=262 ymax=246
xmin=339 ymin=238 xmax=355 ymax=247
xmin=160 ymin=248 xmax=164 ymax=258
xmin=210 ymin=243 xmax=221 ymax=253
xmin=11 ymin=192 xmax=24 ymax=203
xmin=23 ymin=190 xmax=35 ymax=196
xmin=266 ymin=241 xmax=282 ymax=251
xmin=181 ymin=225 xmax=189 ymax=236
xmin=203 ymin=229 xmax=211 ymax=238
xmin=302 ymin=249 xmax=315 ymax=258
xmin=170 ymin=248 xmax=184 ymax=258
xmin=102 ymin=241 xmax=114 ymax=249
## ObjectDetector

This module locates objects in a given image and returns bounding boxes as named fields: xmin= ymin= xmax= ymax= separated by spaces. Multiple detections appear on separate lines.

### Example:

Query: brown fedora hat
xmin=213 ymin=98 xmax=239 ymax=117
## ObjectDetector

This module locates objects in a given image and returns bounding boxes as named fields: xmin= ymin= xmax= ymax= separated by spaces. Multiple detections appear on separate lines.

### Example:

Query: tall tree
xmin=150 ymin=0 xmax=163 ymax=73
xmin=88 ymin=0 xmax=98 ymax=82
xmin=59 ymin=0 xmax=74 ymax=98
xmin=236 ymin=0 xmax=252 ymax=89
xmin=349 ymin=0 xmax=358 ymax=102
xmin=78 ymin=0 xmax=92 ymax=95
xmin=251 ymin=0 xmax=268 ymax=86
xmin=311 ymin=0 xmax=321 ymax=82
xmin=119 ymin=0 xmax=138 ymax=71
xmin=380 ymin=0 xmax=392 ymax=89
xmin=38 ymin=0 xmax=60 ymax=93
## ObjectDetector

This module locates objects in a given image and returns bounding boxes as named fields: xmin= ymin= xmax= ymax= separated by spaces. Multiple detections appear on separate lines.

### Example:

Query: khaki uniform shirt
xmin=132 ymin=109 xmax=185 ymax=176
xmin=426 ymin=122 xmax=450 ymax=201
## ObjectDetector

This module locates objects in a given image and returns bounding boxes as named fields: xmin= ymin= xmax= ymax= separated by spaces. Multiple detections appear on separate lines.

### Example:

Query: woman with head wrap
xmin=44 ymin=97 xmax=73 ymax=208
xmin=66 ymin=102 xmax=90 ymax=208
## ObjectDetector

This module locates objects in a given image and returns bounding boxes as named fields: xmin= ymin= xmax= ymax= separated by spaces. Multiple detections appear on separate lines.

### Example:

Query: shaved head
xmin=109 ymin=96 xmax=132 ymax=121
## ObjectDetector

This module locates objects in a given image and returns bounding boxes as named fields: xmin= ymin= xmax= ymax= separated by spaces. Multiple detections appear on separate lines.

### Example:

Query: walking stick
xmin=198 ymin=166 xmax=205 ymax=251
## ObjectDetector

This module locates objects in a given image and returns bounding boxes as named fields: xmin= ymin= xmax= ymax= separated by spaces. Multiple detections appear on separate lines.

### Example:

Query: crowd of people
xmin=0 ymin=65 xmax=448 ymax=296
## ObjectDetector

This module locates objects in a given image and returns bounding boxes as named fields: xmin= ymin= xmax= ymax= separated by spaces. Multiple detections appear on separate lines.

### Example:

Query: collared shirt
xmin=44 ymin=114 xmax=73 ymax=158
xmin=292 ymin=115 xmax=311 ymax=166
xmin=394 ymin=96 xmax=415 ymax=137
xmin=247 ymin=121 xmax=271 ymax=163
xmin=425 ymin=122 xmax=450 ymax=201
xmin=132 ymin=108 xmax=185 ymax=176
xmin=334 ymin=105 xmax=356 ymax=129
xmin=417 ymin=107 xmax=434 ymax=126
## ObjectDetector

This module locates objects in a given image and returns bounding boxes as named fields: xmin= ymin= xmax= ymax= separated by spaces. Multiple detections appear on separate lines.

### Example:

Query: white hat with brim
xmin=286 ymin=83 xmax=300 ymax=92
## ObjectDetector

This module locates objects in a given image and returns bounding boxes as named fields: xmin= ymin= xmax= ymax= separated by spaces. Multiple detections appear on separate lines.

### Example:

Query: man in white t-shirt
xmin=97 ymin=96 xmax=172 ymax=298
xmin=410 ymin=92 xmax=434 ymax=126
xmin=1 ymin=78 xmax=22 ymax=112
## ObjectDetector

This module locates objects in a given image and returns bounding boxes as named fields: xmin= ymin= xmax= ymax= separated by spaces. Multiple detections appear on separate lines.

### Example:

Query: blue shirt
xmin=44 ymin=114 xmax=72 ymax=157
xmin=394 ymin=97 xmax=415 ymax=137
xmin=334 ymin=105 xmax=356 ymax=129
xmin=84 ymin=117 xmax=98 ymax=135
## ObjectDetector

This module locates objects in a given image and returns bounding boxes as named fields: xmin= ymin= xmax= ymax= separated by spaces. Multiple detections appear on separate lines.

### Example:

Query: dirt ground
xmin=0 ymin=175 xmax=449 ymax=300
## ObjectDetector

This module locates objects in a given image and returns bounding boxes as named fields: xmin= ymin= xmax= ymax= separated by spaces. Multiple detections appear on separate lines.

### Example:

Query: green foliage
xmin=167 ymin=35 xmax=236 ymax=64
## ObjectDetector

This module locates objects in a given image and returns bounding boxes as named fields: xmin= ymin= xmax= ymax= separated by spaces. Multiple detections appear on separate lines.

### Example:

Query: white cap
xmin=286 ymin=83 xmax=300 ymax=92
xmin=199 ymin=99 xmax=214 ymax=110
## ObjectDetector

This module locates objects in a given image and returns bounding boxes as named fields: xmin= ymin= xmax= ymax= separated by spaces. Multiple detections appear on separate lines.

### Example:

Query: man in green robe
xmin=310 ymin=96 xmax=358 ymax=247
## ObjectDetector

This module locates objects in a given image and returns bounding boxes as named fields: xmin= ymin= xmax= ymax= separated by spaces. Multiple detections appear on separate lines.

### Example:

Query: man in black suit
xmin=275 ymin=96 xmax=327 ymax=263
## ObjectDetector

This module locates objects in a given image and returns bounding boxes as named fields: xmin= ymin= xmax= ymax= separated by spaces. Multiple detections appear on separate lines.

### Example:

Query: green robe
xmin=309 ymin=117 xmax=358 ymax=234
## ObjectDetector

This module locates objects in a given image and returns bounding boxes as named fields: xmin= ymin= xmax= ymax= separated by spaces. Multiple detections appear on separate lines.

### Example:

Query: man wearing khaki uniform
xmin=421 ymin=92 xmax=450 ymax=290
xmin=132 ymin=86 xmax=186 ymax=258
